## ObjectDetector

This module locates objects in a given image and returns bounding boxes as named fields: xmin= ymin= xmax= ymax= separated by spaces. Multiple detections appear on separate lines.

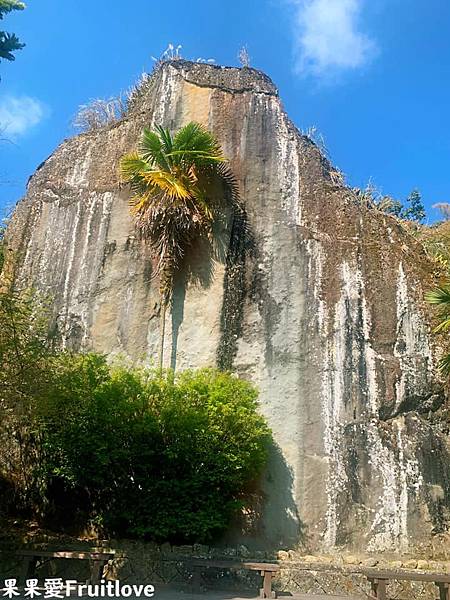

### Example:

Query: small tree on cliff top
xmin=120 ymin=122 xmax=240 ymax=370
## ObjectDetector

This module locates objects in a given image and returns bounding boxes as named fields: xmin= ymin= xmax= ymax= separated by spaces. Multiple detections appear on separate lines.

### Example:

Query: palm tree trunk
xmin=158 ymin=298 xmax=167 ymax=372
xmin=158 ymin=254 xmax=174 ymax=372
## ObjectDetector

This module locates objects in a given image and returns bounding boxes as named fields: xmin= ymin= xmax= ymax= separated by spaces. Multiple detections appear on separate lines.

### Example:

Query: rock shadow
xmin=170 ymin=207 xmax=239 ymax=371
xmin=222 ymin=441 xmax=307 ymax=554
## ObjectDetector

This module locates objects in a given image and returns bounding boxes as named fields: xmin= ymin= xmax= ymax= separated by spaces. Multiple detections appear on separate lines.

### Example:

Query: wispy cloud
xmin=0 ymin=95 xmax=46 ymax=138
xmin=290 ymin=0 xmax=377 ymax=77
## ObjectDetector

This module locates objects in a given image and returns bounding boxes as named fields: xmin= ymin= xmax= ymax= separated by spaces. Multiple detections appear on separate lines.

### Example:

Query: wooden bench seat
xmin=188 ymin=558 xmax=280 ymax=598
xmin=363 ymin=568 xmax=450 ymax=600
xmin=17 ymin=549 xmax=116 ymax=585
xmin=275 ymin=562 xmax=449 ymax=599
xmin=293 ymin=595 xmax=364 ymax=599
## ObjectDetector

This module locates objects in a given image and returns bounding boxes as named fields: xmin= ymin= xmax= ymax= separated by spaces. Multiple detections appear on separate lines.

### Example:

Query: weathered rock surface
xmin=4 ymin=60 xmax=450 ymax=553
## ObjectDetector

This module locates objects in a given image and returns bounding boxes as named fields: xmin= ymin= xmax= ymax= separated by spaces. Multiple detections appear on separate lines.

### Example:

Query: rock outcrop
xmin=4 ymin=60 xmax=450 ymax=553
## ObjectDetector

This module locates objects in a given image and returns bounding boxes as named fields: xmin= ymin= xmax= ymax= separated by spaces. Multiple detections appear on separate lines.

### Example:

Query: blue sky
xmin=1 ymin=0 xmax=450 ymax=222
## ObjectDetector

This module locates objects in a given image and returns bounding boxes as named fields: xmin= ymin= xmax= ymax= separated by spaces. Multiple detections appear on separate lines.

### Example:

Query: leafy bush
xmin=0 ymin=288 xmax=54 ymax=401
xmin=419 ymin=220 xmax=450 ymax=274
xmin=0 ymin=287 xmax=57 ymax=508
xmin=0 ymin=288 xmax=270 ymax=541
xmin=36 ymin=356 xmax=270 ymax=542
xmin=351 ymin=182 xmax=427 ymax=224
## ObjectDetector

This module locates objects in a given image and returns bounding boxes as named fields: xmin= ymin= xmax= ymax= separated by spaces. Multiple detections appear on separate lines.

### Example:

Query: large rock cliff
xmin=4 ymin=60 xmax=450 ymax=553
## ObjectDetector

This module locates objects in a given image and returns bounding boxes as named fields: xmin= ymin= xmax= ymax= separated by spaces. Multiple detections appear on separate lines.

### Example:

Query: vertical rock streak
xmin=367 ymin=419 xmax=422 ymax=552
xmin=394 ymin=261 xmax=433 ymax=408
xmin=274 ymin=99 xmax=302 ymax=227
xmin=320 ymin=261 xmax=425 ymax=551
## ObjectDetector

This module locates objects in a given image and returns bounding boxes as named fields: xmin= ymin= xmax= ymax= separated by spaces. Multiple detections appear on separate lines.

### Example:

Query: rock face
xmin=4 ymin=60 xmax=450 ymax=553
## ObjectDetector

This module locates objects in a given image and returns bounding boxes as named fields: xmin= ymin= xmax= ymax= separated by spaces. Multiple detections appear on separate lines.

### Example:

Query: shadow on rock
xmin=222 ymin=442 xmax=307 ymax=554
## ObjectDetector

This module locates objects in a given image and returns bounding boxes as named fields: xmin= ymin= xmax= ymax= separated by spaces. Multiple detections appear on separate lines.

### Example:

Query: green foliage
xmin=426 ymin=283 xmax=450 ymax=375
xmin=380 ymin=189 xmax=425 ymax=223
xmin=370 ymin=188 xmax=426 ymax=223
xmin=425 ymin=285 xmax=450 ymax=332
xmin=403 ymin=189 xmax=426 ymax=223
xmin=419 ymin=220 xmax=450 ymax=273
xmin=0 ymin=0 xmax=25 ymax=64
xmin=0 ymin=286 xmax=56 ymax=507
xmin=378 ymin=196 xmax=404 ymax=218
xmin=437 ymin=352 xmax=450 ymax=376
xmin=120 ymin=121 xmax=236 ymax=284
xmin=0 ymin=0 xmax=25 ymax=17
xmin=0 ymin=283 xmax=269 ymax=542
xmin=35 ymin=360 xmax=270 ymax=542
xmin=0 ymin=287 xmax=54 ymax=408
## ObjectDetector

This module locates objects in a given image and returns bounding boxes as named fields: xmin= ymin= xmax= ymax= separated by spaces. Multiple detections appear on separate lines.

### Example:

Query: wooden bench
xmin=17 ymin=549 xmax=116 ymax=585
xmin=363 ymin=568 xmax=450 ymax=600
xmin=189 ymin=558 xmax=280 ymax=598
xmin=276 ymin=562 xmax=449 ymax=599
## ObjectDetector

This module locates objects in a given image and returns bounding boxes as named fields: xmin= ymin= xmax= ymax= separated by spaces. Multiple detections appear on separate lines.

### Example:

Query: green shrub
xmin=36 ymin=356 xmax=270 ymax=542
xmin=0 ymin=287 xmax=56 ymax=509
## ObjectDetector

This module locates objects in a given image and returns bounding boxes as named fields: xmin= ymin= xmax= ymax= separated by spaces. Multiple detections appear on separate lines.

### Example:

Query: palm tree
xmin=426 ymin=284 xmax=450 ymax=374
xmin=120 ymin=121 xmax=240 ymax=370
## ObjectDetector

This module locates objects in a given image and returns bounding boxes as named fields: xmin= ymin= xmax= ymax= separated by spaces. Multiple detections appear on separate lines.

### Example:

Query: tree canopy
xmin=0 ymin=0 xmax=25 ymax=65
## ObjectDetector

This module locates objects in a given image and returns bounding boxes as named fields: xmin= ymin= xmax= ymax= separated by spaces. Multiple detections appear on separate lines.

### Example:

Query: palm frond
xmin=120 ymin=152 xmax=149 ymax=181
xmin=172 ymin=122 xmax=224 ymax=165
xmin=432 ymin=318 xmax=450 ymax=334
xmin=216 ymin=162 xmax=241 ymax=208
xmin=142 ymin=170 xmax=192 ymax=200
xmin=120 ymin=121 xmax=242 ymax=285
xmin=438 ymin=353 xmax=450 ymax=375
xmin=188 ymin=186 xmax=214 ymax=223
xmin=172 ymin=122 xmax=206 ymax=150
xmin=139 ymin=128 xmax=170 ymax=171
xmin=425 ymin=285 xmax=450 ymax=307
xmin=129 ymin=190 xmax=161 ymax=216
xmin=155 ymin=125 xmax=173 ymax=156
xmin=425 ymin=285 xmax=450 ymax=334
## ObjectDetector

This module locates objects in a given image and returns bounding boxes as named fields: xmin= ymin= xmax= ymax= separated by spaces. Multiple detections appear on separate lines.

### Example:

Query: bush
xmin=36 ymin=356 xmax=270 ymax=542
xmin=0 ymin=287 xmax=57 ymax=509
xmin=419 ymin=220 xmax=450 ymax=273
xmin=0 ymin=290 xmax=270 ymax=541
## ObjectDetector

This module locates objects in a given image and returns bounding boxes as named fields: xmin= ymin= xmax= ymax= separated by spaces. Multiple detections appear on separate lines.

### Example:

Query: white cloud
xmin=291 ymin=0 xmax=377 ymax=77
xmin=0 ymin=95 xmax=46 ymax=138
